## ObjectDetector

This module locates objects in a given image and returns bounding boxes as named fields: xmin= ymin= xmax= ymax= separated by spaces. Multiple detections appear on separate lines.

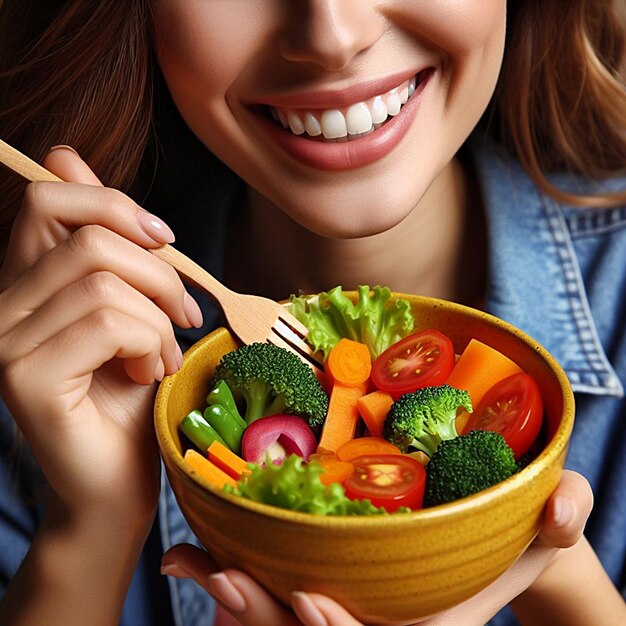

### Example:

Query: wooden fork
xmin=0 ymin=138 xmax=324 ymax=374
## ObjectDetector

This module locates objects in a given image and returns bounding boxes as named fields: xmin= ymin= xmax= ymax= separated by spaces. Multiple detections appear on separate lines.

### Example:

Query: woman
xmin=0 ymin=1 xmax=624 ymax=624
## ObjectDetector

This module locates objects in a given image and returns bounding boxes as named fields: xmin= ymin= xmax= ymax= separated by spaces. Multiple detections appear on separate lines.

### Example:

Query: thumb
xmin=41 ymin=145 xmax=103 ymax=186
xmin=538 ymin=469 xmax=594 ymax=548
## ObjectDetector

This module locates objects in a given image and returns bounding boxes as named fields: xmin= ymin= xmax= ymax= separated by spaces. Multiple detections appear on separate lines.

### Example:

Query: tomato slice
xmin=343 ymin=454 xmax=426 ymax=512
xmin=371 ymin=329 xmax=455 ymax=399
xmin=464 ymin=372 xmax=543 ymax=459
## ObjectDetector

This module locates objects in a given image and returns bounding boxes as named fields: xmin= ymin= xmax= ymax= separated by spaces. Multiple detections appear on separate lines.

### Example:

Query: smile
xmin=268 ymin=75 xmax=420 ymax=142
xmin=251 ymin=68 xmax=433 ymax=170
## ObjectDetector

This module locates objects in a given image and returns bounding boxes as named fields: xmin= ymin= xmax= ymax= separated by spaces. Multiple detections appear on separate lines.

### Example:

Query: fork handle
xmin=149 ymin=244 xmax=235 ymax=304
xmin=0 ymin=138 xmax=233 ymax=305
xmin=0 ymin=138 xmax=62 ymax=182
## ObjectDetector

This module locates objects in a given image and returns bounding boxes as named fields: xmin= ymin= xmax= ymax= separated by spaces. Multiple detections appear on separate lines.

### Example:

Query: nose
xmin=279 ymin=0 xmax=384 ymax=71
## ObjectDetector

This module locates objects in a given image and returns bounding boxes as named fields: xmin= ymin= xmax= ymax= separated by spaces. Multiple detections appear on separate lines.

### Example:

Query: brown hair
xmin=492 ymin=0 xmax=626 ymax=207
xmin=0 ymin=0 xmax=624 ymax=252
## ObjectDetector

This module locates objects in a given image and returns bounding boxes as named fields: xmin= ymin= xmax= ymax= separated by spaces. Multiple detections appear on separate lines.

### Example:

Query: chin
xmin=281 ymin=196 xmax=418 ymax=240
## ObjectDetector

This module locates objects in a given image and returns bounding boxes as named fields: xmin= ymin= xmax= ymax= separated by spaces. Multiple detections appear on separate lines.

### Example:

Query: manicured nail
xmin=137 ymin=210 xmax=176 ymax=244
xmin=207 ymin=573 xmax=246 ymax=613
xmin=161 ymin=563 xmax=193 ymax=578
xmin=553 ymin=495 xmax=575 ymax=528
xmin=183 ymin=292 xmax=204 ymax=328
xmin=48 ymin=144 xmax=79 ymax=156
xmin=292 ymin=592 xmax=328 ymax=626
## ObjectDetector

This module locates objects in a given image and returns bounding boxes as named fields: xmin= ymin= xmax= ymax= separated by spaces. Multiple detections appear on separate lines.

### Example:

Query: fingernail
xmin=207 ymin=573 xmax=246 ymax=613
xmin=553 ymin=495 xmax=575 ymax=528
xmin=183 ymin=292 xmax=204 ymax=328
xmin=48 ymin=144 xmax=79 ymax=156
xmin=292 ymin=592 xmax=328 ymax=626
xmin=137 ymin=210 xmax=176 ymax=244
xmin=161 ymin=563 xmax=193 ymax=579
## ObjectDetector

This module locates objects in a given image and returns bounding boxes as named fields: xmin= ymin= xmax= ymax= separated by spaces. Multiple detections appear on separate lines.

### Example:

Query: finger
xmin=2 ymin=145 xmax=174 ymax=284
xmin=0 ymin=225 xmax=201 ymax=333
xmin=161 ymin=545 xmax=299 ymax=626
xmin=42 ymin=145 xmax=103 ymax=185
xmin=538 ymin=469 xmax=594 ymax=548
xmin=3 ymin=308 xmax=164 ymax=412
xmin=0 ymin=271 xmax=182 ymax=375
xmin=293 ymin=592 xmax=364 ymax=626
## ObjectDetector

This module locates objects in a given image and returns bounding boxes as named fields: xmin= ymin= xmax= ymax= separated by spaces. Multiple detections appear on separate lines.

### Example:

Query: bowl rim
xmin=154 ymin=293 xmax=575 ymax=528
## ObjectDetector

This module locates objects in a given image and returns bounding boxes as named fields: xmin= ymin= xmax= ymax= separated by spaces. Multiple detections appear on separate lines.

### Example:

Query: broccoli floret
xmin=289 ymin=285 xmax=415 ymax=360
xmin=424 ymin=430 xmax=518 ymax=506
xmin=383 ymin=385 xmax=472 ymax=455
xmin=212 ymin=342 xmax=329 ymax=430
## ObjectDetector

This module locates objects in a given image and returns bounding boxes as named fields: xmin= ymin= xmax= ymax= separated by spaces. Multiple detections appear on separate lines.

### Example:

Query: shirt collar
xmin=472 ymin=140 xmax=623 ymax=398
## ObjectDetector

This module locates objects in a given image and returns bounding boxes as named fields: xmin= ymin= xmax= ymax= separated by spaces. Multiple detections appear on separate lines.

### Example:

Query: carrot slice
xmin=316 ymin=381 xmax=368 ymax=455
xmin=336 ymin=437 xmax=402 ymax=462
xmin=326 ymin=338 xmax=372 ymax=387
xmin=310 ymin=453 xmax=355 ymax=486
xmin=207 ymin=440 xmax=248 ymax=480
xmin=183 ymin=449 xmax=237 ymax=489
xmin=356 ymin=390 xmax=394 ymax=438
xmin=445 ymin=338 xmax=523 ymax=409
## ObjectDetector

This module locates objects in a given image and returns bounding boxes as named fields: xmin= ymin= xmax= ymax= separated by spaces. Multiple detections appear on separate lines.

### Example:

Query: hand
xmin=161 ymin=470 xmax=593 ymax=625
xmin=0 ymin=146 xmax=203 ymax=530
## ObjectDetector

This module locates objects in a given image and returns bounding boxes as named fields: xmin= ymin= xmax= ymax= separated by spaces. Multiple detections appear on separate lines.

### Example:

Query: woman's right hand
xmin=0 ymin=145 xmax=202 ymax=531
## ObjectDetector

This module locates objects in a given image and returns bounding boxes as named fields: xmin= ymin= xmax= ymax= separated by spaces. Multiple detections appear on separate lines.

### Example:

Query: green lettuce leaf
xmin=224 ymin=454 xmax=388 ymax=516
xmin=289 ymin=285 xmax=415 ymax=360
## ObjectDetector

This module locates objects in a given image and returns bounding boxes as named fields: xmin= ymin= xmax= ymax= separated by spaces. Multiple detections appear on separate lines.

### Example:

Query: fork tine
xmin=268 ymin=323 xmax=325 ymax=373
xmin=277 ymin=308 xmax=311 ymax=338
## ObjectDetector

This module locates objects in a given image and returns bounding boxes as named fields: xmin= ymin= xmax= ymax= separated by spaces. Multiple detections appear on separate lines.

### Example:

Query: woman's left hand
xmin=161 ymin=469 xmax=593 ymax=626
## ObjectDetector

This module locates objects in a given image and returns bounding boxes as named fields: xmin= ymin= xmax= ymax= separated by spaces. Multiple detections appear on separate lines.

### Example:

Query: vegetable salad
xmin=179 ymin=286 xmax=544 ymax=515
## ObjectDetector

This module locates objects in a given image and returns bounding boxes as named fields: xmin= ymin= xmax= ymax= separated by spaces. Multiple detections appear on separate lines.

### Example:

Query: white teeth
xmin=320 ymin=110 xmax=347 ymax=139
xmin=346 ymin=102 xmax=373 ymax=135
xmin=385 ymin=90 xmax=401 ymax=116
xmin=370 ymin=95 xmax=388 ymax=124
xmin=270 ymin=75 xmax=419 ymax=140
xmin=287 ymin=110 xmax=305 ymax=135
xmin=277 ymin=109 xmax=289 ymax=129
xmin=304 ymin=112 xmax=322 ymax=136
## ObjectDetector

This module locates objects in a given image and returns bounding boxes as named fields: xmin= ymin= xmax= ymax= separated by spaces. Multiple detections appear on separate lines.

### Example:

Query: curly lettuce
xmin=289 ymin=285 xmax=415 ymax=360
xmin=224 ymin=454 xmax=387 ymax=516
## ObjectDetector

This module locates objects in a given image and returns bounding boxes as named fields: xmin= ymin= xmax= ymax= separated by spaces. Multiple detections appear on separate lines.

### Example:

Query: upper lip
xmin=251 ymin=67 xmax=428 ymax=110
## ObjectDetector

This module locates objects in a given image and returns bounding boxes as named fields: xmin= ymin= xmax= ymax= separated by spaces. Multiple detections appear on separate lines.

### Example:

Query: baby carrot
xmin=207 ymin=440 xmax=248 ymax=480
xmin=326 ymin=338 xmax=372 ymax=387
xmin=356 ymin=390 xmax=394 ymax=438
xmin=336 ymin=436 xmax=401 ymax=462
xmin=183 ymin=449 xmax=237 ymax=489
xmin=445 ymin=338 xmax=523 ymax=408
xmin=309 ymin=453 xmax=355 ymax=487
xmin=316 ymin=381 xmax=368 ymax=455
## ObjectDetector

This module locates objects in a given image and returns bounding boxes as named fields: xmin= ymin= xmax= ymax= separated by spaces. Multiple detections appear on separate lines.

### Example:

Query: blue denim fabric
xmin=0 ymin=137 xmax=624 ymax=626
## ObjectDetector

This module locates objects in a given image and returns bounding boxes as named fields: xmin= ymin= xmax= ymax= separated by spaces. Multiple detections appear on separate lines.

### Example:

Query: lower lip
xmin=253 ymin=72 xmax=431 ymax=171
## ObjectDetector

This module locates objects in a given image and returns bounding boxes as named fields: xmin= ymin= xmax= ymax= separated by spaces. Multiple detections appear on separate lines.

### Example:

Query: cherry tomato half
xmin=464 ymin=372 xmax=543 ymax=459
xmin=343 ymin=454 xmax=426 ymax=512
xmin=371 ymin=329 xmax=455 ymax=399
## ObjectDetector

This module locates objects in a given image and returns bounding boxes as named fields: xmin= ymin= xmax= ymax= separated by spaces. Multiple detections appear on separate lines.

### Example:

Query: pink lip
xmin=252 ymin=70 xmax=432 ymax=171
xmin=255 ymin=68 xmax=424 ymax=110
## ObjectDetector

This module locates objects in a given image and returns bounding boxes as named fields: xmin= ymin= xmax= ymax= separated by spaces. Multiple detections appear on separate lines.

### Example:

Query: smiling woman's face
xmin=151 ymin=1 xmax=506 ymax=238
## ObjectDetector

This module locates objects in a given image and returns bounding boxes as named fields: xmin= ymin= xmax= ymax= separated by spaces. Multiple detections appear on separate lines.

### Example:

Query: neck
xmin=227 ymin=157 xmax=485 ymax=307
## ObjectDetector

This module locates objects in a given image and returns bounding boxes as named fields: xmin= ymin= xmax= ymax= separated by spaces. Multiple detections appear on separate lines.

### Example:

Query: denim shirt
xmin=0 ymin=136 xmax=624 ymax=626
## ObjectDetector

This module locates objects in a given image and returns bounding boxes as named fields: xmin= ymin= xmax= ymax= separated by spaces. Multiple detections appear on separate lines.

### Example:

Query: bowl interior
xmin=156 ymin=293 xmax=573 ymax=516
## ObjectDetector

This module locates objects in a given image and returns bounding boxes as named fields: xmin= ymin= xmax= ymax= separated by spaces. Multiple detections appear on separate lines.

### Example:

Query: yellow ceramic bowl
xmin=154 ymin=294 xmax=574 ymax=625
